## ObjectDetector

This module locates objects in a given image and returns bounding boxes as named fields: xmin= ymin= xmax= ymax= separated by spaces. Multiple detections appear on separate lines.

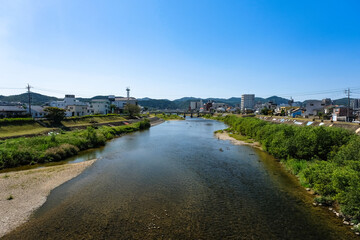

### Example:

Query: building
xmin=0 ymin=105 xmax=27 ymax=118
xmin=112 ymin=97 xmax=138 ymax=113
xmin=89 ymin=99 xmax=110 ymax=115
xmin=189 ymin=100 xmax=204 ymax=111
xmin=66 ymin=104 xmax=89 ymax=117
xmin=332 ymin=106 xmax=351 ymax=122
xmin=351 ymin=99 xmax=360 ymax=110
xmin=241 ymin=94 xmax=255 ymax=111
xmin=50 ymin=95 xmax=77 ymax=109
xmin=30 ymin=106 xmax=46 ymax=118
xmin=288 ymin=108 xmax=303 ymax=118
xmin=303 ymin=100 xmax=324 ymax=116
xmin=302 ymin=99 xmax=331 ymax=117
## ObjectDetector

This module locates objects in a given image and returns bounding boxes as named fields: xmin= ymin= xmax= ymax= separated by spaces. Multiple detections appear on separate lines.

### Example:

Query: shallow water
xmin=4 ymin=118 xmax=356 ymax=239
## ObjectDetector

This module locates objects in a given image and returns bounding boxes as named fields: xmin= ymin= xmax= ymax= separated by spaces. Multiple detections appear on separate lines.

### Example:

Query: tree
xmin=110 ymin=104 xmax=117 ymax=113
xmin=261 ymin=107 xmax=269 ymax=115
xmin=124 ymin=104 xmax=140 ymax=118
xmin=44 ymin=107 xmax=66 ymax=124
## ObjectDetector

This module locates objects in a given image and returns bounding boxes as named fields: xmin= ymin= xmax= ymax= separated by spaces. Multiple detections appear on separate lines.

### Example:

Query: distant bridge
xmin=148 ymin=111 xmax=213 ymax=118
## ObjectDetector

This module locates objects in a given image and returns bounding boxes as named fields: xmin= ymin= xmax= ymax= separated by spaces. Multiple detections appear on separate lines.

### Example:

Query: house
xmin=303 ymin=100 xmax=325 ymax=117
xmin=0 ymin=105 xmax=27 ymax=118
xmin=66 ymin=104 xmax=89 ymax=117
xmin=332 ymin=106 xmax=353 ymax=122
xmin=30 ymin=106 xmax=46 ymax=118
xmin=288 ymin=108 xmax=302 ymax=118
xmin=89 ymin=99 xmax=110 ymax=115
xmin=303 ymin=99 xmax=332 ymax=117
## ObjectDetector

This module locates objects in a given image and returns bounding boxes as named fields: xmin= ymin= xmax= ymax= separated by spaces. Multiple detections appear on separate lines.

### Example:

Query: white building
xmin=113 ymin=97 xmax=138 ymax=112
xmin=89 ymin=99 xmax=110 ymax=115
xmin=66 ymin=104 xmax=89 ymax=117
xmin=241 ymin=94 xmax=255 ymax=111
xmin=303 ymin=100 xmax=325 ymax=116
xmin=50 ymin=95 xmax=77 ymax=109
xmin=30 ymin=106 xmax=46 ymax=118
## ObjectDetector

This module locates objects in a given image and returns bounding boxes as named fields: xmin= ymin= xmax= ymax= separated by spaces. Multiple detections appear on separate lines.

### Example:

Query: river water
xmin=4 ymin=118 xmax=356 ymax=239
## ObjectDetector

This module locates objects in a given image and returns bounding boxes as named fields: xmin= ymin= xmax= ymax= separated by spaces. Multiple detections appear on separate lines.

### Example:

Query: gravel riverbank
xmin=0 ymin=160 xmax=96 ymax=237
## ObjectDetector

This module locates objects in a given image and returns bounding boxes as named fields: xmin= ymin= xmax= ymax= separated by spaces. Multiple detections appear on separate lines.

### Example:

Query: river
xmin=4 ymin=118 xmax=356 ymax=239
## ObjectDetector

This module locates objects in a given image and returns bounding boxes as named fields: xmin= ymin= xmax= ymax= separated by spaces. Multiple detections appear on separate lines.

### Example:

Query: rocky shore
xmin=0 ymin=160 xmax=96 ymax=237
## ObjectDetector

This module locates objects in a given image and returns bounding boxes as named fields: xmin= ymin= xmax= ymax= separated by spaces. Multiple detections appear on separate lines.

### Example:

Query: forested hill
xmin=0 ymin=92 xmax=351 ymax=110
xmin=0 ymin=93 xmax=59 ymax=105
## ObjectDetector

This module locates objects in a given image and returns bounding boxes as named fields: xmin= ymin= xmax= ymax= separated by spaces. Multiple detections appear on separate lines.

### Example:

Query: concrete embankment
xmin=0 ymin=160 xmax=96 ymax=238
xmin=257 ymin=116 xmax=360 ymax=134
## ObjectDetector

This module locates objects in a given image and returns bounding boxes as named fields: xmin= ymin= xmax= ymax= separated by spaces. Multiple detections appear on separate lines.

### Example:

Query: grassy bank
xmin=61 ymin=115 xmax=126 ymax=127
xmin=0 ymin=119 xmax=150 ymax=170
xmin=0 ymin=115 xmax=127 ymax=138
xmin=217 ymin=115 xmax=360 ymax=222
xmin=0 ymin=123 xmax=52 ymax=138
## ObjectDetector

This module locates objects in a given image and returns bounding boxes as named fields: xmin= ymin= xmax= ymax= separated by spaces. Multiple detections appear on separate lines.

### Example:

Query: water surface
xmin=4 ymin=118 xmax=355 ymax=239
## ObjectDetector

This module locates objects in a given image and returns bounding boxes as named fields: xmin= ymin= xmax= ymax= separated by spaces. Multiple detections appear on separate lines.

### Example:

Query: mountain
xmin=0 ymin=93 xmax=59 ymax=105
xmin=138 ymin=99 xmax=178 ymax=110
xmin=2 ymin=92 xmax=351 ymax=110
xmin=333 ymin=98 xmax=351 ymax=106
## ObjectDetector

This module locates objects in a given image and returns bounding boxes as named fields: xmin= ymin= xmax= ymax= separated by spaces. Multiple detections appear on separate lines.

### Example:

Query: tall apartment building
xmin=241 ymin=94 xmax=255 ymax=111
xmin=351 ymin=99 xmax=360 ymax=110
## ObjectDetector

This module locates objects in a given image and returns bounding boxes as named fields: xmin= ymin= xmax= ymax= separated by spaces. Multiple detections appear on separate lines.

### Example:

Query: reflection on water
xmin=4 ymin=118 xmax=356 ymax=239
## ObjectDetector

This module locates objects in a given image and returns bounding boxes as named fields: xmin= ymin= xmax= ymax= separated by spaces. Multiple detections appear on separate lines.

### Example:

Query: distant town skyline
xmin=1 ymin=0 xmax=360 ymax=101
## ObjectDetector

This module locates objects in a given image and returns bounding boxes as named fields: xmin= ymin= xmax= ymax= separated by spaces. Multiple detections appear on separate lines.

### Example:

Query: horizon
xmin=1 ymin=1 xmax=360 ymax=101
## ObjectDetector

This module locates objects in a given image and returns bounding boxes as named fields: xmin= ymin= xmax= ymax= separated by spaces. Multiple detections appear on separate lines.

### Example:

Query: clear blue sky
xmin=1 ymin=0 xmax=360 ymax=101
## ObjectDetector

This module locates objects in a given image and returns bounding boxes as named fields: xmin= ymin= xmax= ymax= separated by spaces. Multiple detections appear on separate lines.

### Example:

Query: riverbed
xmin=3 ymin=118 xmax=357 ymax=239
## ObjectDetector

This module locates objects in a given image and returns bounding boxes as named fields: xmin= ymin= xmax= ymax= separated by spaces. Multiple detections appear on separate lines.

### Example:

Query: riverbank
xmin=0 ymin=115 xmax=129 ymax=139
xmin=0 ymin=119 xmax=150 ymax=170
xmin=0 ymin=159 xmax=96 ymax=238
xmin=215 ymin=115 xmax=360 ymax=235
xmin=215 ymin=131 xmax=262 ymax=150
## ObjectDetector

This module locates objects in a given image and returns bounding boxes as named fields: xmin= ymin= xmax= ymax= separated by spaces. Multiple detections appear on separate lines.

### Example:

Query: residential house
xmin=30 ymin=106 xmax=46 ymax=118
xmin=66 ymin=104 xmax=89 ymax=117
xmin=0 ymin=105 xmax=27 ymax=118
xmin=288 ymin=108 xmax=303 ymax=118
xmin=332 ymin=106 xmax=353 ymax=122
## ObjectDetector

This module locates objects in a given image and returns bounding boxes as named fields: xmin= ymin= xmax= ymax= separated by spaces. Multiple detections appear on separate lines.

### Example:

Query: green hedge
xmin=0 ymin=119 xmax=150 ymax=169
xmin=222 ymin=115 xmax=360 ymax=220
xmin=0 ymin=118 xmax=35 ymax=125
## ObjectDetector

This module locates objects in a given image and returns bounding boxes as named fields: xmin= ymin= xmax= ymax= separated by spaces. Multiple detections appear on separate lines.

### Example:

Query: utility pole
xmin=345 ymin=88 xmax=351 ymax=122
xmin=27 ymin=84 xmax=32 ymax=116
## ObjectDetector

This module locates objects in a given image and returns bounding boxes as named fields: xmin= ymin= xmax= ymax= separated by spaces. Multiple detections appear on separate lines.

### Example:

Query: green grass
xmin=0 ymin=119 xmax=150 ymax=170
xmin=61 ymin=115 xmax=127 ymax=127
xmin=229 ymin=133 xmax=255 ymax=143
xmin=0 ymin=123 xmax=52 ymax=138
xmin=0 ymin=115 xmax=127 ymax=138
xmin=7 ymin=195 xmax=13 ymax=200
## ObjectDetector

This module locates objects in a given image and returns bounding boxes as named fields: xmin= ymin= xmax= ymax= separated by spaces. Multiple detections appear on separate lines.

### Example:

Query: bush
xmin=0 ymin=118 xmax=34 ymax=125
xmin=220 ymin=115 xmax=360 ymax=220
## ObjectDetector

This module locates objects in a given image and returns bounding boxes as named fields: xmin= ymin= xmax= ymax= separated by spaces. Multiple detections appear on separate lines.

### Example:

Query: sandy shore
xmin=0 ymin=160 xmax=96 ymax=238
xmin=215 ymin=132 xmax=263 ymax=150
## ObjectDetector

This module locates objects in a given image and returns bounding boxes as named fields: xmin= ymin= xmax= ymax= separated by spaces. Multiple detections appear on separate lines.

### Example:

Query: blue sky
xmin=0 ymin=0 xmax=360 ymax=100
